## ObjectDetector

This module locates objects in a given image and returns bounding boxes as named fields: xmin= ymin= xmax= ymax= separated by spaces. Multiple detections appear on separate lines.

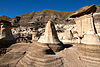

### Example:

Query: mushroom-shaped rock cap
xmin=38 ymin=21 xmax=64 ymax=52
xmin=38 ymin=21 xmax=61 ymax=44
xmin=70 ymin=5 xmax=96 ymax=18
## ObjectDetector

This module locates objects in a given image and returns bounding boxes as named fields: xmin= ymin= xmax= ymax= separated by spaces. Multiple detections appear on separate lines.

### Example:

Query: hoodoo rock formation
xmin=32 ymin=31 xmax=38 ymax=41
xmin=1 ymin=5 xmax=100 ymax=67
xmin=70 ymin=5 xmax=96 ymax=18
xmin=81 ymin=31 xmax=100 ymax=45
xmin=70 ymin=5 xmax=100 ymax=45
xmin=16 ymin=47 xmax=64 ymax=67
xmin=38 ymin=21 xmax=64 ymax=52
xmin=70 ymin=5 xmax=100 ymax=67
xmin=74 ymin=14 xmax=100 ymax=45
xmin=15 ymin=21 xmax=64 ymax=67
xmin=0 ymin=20 xmax=15 ymax=48
xmin=63 ymin=29 xmax=73 ymax=43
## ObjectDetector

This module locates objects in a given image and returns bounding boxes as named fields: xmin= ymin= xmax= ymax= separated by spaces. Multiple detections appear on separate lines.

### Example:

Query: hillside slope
xmin=1 ymin=5 xmax=100 ymax=26
xmin=18 ymin=9 xmax=73 ymax=24
xmin=0 ymin=15 xmax=11 ymax=21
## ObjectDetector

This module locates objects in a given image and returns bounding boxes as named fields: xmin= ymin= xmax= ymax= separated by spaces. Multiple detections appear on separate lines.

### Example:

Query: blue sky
xmin=0 ymin=0 xmax=100 ymax=18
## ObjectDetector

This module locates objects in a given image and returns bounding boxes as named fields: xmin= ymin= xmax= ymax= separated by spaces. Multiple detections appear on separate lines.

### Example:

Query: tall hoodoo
xmin=38 ymin=21 xmax=64 ymax=52
xmin=16 ymin=21 xmax=64 ymax=67
xmin=38 ymin=21 xmax=60 ymax=44
xmin=70 ymin=5 xmax=100 ymax=45
xmin=74 ymin=14 xmax=96 ymax=36
xmin=74 ymin=14 xmax=100 ymax=45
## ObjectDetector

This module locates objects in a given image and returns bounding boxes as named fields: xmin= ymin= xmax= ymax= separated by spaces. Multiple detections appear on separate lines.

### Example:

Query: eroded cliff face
xmin=1 ymin=5 xmax=100 ymax=25
xmin=10 ymin=9 xmax=74 ymax=27
xmin=20 ymin=10 xmax=72 ymax=23
xmin=1 ymin=5 xmax=100 ymax=67
xmin=8 ymin=5 xmax=100 ymax=30
xmin=1 ymin=5 xmax=100 ymax=44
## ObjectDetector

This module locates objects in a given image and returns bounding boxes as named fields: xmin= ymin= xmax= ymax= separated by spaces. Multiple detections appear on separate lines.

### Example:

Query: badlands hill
xmin=0 ymin=15 xmax=11 ymax=21
xmin=11 ymin=9 xmax=73 ymax=26
xmin=0 ymin=5 xmax=100 ymax=25
xmin=1 ymin=5 xmax=100 ymax=67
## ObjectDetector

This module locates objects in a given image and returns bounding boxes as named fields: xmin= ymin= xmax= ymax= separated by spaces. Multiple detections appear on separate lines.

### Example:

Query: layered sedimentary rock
xmin=77 ymin=44 xmax=100 ymax=67
xmin=38 ymin=21 xmax=64 ymax=52
xmin=16 ymin=45 xmax=64 ymax=67
xmin=74 ymin=14 xmax=96 ymax=36
xmin=0 ymin=43 xmax=88 ymax=67
xmin=70 ymin=5 xmax=100 ymax=45
xmin=75 ymin=14 xmax=100 ymax=45
xmin=70 ymin=5 xmax=100 ymax=67
xmin=0 ymin=20 xmax=15 ymax=48
xmin=14 ymin=21 xmax=64 ymax=67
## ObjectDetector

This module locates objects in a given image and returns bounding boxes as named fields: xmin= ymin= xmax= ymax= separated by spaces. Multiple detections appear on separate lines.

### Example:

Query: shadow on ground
xmin=63 ymin=44 xmax=73 ymax=48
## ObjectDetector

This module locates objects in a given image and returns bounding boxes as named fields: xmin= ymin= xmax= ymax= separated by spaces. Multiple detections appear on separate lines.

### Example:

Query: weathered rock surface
xmin=70 ymin=5 xmax=96 ymax=18
xmin=0 ymin=43 xmax=87 ymax=67
xmin=81 ymin=33 xmax=100 ymax=45
xmin=0 ymin=20 xmax=15 ymax=48
xmin=38 ymin=21 xmax=64 ymax=52
xmin=16 ymin=44 xmax=64 ymax=67
xmin=70 ymin=5 xmax=100 ymax=45
xmin=0 ymin=5 xmax=100 ymax=67
xmin=74 ymin=14 xmax=96 ymax=36
xmin=77 ymin=44 xmax=100 ymax=67
xmin=62 ymin=29 xmax=73 ymax=43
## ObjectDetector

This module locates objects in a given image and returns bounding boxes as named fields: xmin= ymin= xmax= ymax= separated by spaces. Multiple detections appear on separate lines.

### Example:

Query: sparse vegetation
xmin=0 ymin=15 xmax=11 ymax=21
xmin=21 ymin=9 xmax=73 ymax=19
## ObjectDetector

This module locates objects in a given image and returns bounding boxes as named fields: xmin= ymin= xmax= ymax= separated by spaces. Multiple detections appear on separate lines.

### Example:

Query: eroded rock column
xmin=38 ymin=21 xmax=64 ymax=52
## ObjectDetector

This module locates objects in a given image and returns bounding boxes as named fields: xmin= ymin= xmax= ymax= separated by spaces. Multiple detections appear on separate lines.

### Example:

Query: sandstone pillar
xmin=74 ymin=14 xmax=100 ymax=45
xmin=38 ymin=21 xmax=64 ymax=52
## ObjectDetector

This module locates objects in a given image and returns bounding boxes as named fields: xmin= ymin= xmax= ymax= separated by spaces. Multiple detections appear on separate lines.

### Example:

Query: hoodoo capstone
xmin=70 ymin=5 xmax=100 ymax=45
xmin=38 ymin=21 xmax=64 ymax=52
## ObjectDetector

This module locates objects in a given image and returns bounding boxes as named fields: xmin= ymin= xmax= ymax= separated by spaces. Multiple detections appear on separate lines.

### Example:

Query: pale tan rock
xmin=32 ymin=31 xmax=38 ymax=40
xmin=61 ymin=29 xmax=73 ymax=43
xmin=74 ymin=14 xmax=96 ymax=36
xmin=73 ymin=14 xmax=100 ymax=45
xmin=38 ymin=21 xmax=61 ymax=44
xmin=65 ymin=29 xmax=73 ymax=40
xmin=81 ymin=31 xmax=100 ymax=45
xmin=38 ymin=21 xmax=63 ymax=52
